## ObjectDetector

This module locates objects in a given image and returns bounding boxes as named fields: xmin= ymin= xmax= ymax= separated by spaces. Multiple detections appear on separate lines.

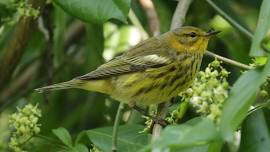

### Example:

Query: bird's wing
xmin=76 ymin=36 xmax=174 ymax=80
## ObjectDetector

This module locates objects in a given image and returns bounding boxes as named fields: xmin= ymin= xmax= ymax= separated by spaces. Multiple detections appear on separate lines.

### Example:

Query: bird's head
xmin=170 ymin=26 xmax=220 ymax=54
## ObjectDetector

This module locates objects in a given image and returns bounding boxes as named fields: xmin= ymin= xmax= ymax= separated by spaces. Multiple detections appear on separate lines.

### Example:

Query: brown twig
xmin=0 ymin=0 xmax=46 ymax=90
xmin=151 ymin=102 xmax=170 ymax=141
xmin=140 ymin=0 xmax=163 ymax=141
xmin=133 ymin=0 xmax=165 ymax=142
xmin=130 ymin=0 xmax=193 ymax=141
xmin=135 ymin=0 xmax=164 ymax=143
xmin=152 ymin=0 xmax=193 ymax=141
xmin=139 ymin=0 xmax=160 ymax=36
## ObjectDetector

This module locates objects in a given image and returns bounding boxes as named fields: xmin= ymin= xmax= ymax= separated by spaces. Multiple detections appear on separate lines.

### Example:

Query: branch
xmin=206 ymin=51 xmax=254 ymax=70
xmin=152 ymin=0 xmax=193 ymax=141
xmin=126 ymin=5 xmax=158 ymax=126
xmin=139 ymin=0 xmax=160 ymax=36
xmin=0 ymin=0 xmax=46 ymax=89
xmin=129 ymin=0 xmax=192 ymax=140
xmin=151 ymin=102 xmax=170 ymax=141
xmin=170 ymin=0 xmax=193 ymax=30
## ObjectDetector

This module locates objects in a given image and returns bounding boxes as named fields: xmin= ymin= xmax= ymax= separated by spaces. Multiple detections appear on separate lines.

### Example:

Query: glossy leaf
xmin=220 ymin=55 xmax=270 ymax=141
xmin=71 ymin=144 xmax=88 ymax=152
xmin=238 ymin=110 xmax=270 ymax=152
xmin=52 ymin=127 xmax=73 ymax=147
xmin=86 ymin=124 xmax=151 ymax=152
xmin=54 ymin=0 xmax=131 ymax=24
xmin=140 ymin=118 xmax=220 ymax=152
xmin=250 ymin=0 xmax=270 ymax=56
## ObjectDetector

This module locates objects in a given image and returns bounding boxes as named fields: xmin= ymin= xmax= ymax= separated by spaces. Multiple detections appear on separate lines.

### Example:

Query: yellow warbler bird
xmin=35 ymin=26 xmax=219 ymax=106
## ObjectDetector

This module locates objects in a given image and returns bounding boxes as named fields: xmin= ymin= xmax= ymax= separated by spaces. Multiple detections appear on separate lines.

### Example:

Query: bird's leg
xmin=129 ymin=103 xmax=168 ymax=127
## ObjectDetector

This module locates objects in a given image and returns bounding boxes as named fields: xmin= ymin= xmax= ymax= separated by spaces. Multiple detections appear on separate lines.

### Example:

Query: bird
xmin=35 ymin=26 xmax=219 ymax=107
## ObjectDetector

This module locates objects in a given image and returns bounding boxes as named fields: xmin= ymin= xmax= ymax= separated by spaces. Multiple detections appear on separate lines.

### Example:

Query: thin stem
xmin=139 ymin=0 xmax=160 ymax=36
xmin=206 ymin=51 xmax=254 ymax=70
xmin=247 ymin=100 xmax=270 ymax=116
xmin=205 ymin=0 xmax=253 ymax=39
xmin=112 ymin=103 xmax=124 ymax=152
xmin=128 ymin=10 xmax=149 ymax=40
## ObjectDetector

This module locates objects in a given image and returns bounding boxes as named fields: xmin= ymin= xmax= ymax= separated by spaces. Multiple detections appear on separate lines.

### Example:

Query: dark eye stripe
xmin=183 ymin=32 xmax=197 ymax=38
xmin=189 ymin=32 xmax=196 ymax=37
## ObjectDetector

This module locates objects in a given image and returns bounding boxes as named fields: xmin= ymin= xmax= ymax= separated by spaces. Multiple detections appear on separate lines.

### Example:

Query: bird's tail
xmin=35 ymin=79 xmax=83 ymax=93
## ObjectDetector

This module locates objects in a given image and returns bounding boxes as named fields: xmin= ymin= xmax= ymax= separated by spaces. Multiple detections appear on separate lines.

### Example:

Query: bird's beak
xmin=205 ymin=29 xmax=221 ymax=37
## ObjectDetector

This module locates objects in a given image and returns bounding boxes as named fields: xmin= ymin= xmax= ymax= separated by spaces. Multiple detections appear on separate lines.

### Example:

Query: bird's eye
xmin=179 ymin=32 xmax=198 ymax=44
xmin=189 ymin=32 xmax=197 ymax=38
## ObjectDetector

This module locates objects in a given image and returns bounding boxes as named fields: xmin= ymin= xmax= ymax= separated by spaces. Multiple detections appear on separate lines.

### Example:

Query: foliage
xmin=86 ymin=125 xmax=151 ymax=152
xmin=0 ymin=0 xmax=39 ymax=25
xmin=180 ymin=60 xmax=229 ymax=124
xmin=0 ymin=0 xmax=270 ymax=152
xmin=8 ymin=104 xmax=41 ymax=152
xmin=141 ymin=118 xmax=221 ymax=152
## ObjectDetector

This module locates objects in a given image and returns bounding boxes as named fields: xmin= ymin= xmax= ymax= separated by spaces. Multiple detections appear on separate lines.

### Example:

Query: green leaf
xmin=140 ymin=118 xmax=220 ymax=152
xmin=70 ymin=144 xmax=88 ymax=152
xmin=250 ymin=0 xmax=270 ymax=56
xmin=220 ymin=55 xmax=270 ymax=142
xmin=85 ymin=24 xmax=104 ymax=70
xmin=238 ymin=110 xmax=270 ymax=152
xmin=52 ymin=127 xmax=73 ymax=148
xmin=54 ymin=0 xmax=131 ymax=24
xmin=86 ymin=124 xmax=151 ymax=152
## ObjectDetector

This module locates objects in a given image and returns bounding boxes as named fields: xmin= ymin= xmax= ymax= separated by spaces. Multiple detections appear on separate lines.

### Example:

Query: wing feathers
xmin=76 ymin=35 xmax=174 ymax=80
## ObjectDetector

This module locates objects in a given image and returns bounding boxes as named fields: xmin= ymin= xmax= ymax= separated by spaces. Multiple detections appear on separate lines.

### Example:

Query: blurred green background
xmin=0 ymin=0 xmax=270 ymax=151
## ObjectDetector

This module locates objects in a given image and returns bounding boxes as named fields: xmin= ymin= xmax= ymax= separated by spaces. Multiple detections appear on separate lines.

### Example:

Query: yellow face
xmin=170 ymin=26 xmax=219 ymax=54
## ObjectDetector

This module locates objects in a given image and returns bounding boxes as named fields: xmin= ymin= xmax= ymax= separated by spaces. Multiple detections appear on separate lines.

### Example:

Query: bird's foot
xmin=151 ymin=116 xmax=168 ymax=127
xmin=130 ymin=104 xmax=168 ymax=127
